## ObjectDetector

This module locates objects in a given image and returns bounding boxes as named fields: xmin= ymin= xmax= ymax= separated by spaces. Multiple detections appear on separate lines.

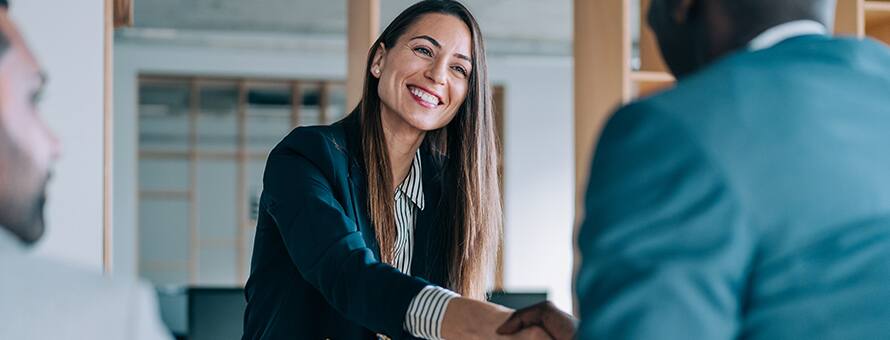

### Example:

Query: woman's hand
xmin=440 ymin=297 xmax=553 ymax=340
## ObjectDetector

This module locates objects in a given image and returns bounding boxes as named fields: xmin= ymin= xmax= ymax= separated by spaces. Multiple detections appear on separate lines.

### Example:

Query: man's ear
xmin=370 ymin=42 xmax=386 ymax=78
xmin=672 ymin=0 xmax=697 ymax=24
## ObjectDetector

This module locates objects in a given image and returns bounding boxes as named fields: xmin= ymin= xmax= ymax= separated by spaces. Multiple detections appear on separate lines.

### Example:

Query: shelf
xmin=631 ymin=71 xmax=675 ymax=98
xmin=631 ymin=71 xmax=675 ymax=83
xmin=865 ymin=1 xmax=890 ymax=27
xmin=866 ymin=1 xmax=890 ymax=44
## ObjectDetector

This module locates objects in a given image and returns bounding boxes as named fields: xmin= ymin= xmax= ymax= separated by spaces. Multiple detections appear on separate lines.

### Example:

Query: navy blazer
xmin=243 ymin=113 xmax=453 ymax=340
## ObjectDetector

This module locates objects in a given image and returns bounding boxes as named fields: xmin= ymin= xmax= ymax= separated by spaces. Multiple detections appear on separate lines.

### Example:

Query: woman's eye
xmin=413 ymin=46 xmax=433 ymax=57
xmin=452 ymin=66 xmax=468 ymax=77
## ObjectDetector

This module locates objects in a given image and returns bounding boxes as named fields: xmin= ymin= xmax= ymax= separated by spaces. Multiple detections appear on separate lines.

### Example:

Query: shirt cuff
xmin=403 ymin=285 xmax=461 ymax=340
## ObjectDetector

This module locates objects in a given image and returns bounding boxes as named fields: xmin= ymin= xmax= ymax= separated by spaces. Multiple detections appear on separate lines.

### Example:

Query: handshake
xmin=442 ymin=299 xmax=577 ymax=340
xmin=497 ymin=301 xmax=578 ymax=340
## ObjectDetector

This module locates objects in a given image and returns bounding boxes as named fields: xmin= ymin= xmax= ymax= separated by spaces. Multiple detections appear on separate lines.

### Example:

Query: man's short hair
xmin=721 ymin=0 xmax=834 ymax=34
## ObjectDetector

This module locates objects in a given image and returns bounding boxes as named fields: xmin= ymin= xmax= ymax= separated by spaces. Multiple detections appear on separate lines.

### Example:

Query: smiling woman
xmin=365 ymin=10 xmax=487 ymax=298
xmin=241 ymin=1 xmax=544 ymax=340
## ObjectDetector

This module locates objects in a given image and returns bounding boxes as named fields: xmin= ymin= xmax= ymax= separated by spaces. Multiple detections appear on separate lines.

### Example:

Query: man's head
xmin=648 ymin=0 xmax=836 ymax=78
xmin=0 ymin=3 xmax=60 ymax=245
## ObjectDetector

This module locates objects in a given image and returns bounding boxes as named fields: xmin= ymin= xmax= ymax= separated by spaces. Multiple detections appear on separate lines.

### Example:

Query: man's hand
xmin=503 ymin=326 xmax=553 ymax=340
xmin=496 ymin=301 xmax=577 ymax=340
xmin=440 ymin=297 xmax=552 ymax=340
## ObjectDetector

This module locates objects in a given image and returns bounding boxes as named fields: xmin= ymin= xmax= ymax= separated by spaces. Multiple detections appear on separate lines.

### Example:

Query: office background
xmin=15 ymin=0 xmax=889 ymax=338
xmin=114 ymin=0 xmax=579 ymax=311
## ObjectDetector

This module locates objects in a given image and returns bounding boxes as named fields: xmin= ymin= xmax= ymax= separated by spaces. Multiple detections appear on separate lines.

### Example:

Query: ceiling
xmin=133 ymin=0 xmax=573 ymax=43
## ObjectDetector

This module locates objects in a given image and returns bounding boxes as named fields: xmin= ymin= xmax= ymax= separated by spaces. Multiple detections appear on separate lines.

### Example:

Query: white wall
xmin=114 ymin=36 xmax=575 ymax=311
xmin=490 ymin=57 xmax=574 ymax=311
xmin=12 ymin=1 xmax=106 ymax=271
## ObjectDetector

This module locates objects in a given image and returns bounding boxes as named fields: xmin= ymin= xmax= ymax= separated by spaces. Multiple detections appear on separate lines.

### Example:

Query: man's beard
xmin=0 ymin=144 xmax=50 ymax=245
xmin=0 ymin=123 xmax=52 ymax=245
xmin=25 ymin=177 xmax=49 ymax=244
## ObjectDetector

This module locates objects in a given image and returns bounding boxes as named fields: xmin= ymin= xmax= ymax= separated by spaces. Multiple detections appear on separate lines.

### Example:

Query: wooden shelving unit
xmin=573 ymin=0 xmax=672 ymax=218
xmin=837 ymin=0 xmax=890 ymax=43
xmin=631 ymin=70 xmax=675 ymax=98
xmin=633 ymin=0 xmax=674 ymax=99
xmin=631 ymin=0 xmax=890 ymax=102
xmin=864 ymin=1 xmax=890 ymax=43
xmin=629 ymin=70 xmax=675 ymax=83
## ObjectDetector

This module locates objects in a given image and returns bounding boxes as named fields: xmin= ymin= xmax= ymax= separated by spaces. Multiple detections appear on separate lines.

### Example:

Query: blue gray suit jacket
xmin=577 ymin=35 xmax=890 ymax=339
xmin=242 ymin=113 xmax=452 ymax=340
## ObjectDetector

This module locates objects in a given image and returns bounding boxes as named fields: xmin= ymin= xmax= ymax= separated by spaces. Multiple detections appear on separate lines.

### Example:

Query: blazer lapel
xmin=341 ymin=113 xmax=383 ymax=261
xmin=411 ymin=147 xmax=448 ymax=286
xmin=342 ymin=112 xmax=447 ymax=284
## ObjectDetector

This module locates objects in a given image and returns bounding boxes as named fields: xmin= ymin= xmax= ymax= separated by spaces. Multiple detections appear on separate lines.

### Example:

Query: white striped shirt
xmin=378 ymin=150 xmax=460 ymax=340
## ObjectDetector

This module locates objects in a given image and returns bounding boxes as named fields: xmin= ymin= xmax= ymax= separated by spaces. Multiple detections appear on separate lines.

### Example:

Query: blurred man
xmin=501 ymin=0 xmax=890 ymax=339
xmin=0 ymin=2 xmax=171 ymax=339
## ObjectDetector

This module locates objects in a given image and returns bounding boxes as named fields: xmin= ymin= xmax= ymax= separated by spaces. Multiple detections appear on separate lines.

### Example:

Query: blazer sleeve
xmin=261 ymin=132 xmax=429 ymax=338
xmin=576 ymin=102 xmax=755 ymax=339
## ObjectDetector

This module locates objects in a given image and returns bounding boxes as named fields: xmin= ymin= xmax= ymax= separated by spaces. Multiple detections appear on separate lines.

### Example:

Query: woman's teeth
xmin=409 ymin=86 xmax=440 ymax=106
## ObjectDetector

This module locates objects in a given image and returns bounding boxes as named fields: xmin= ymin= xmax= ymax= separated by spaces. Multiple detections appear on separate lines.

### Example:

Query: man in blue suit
xmin=499 ymin=0 xmax=890 ymax=339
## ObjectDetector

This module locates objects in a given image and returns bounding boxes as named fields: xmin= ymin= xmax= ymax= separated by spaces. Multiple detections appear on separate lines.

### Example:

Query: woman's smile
xmin=407 ymin=84 xmax=443 ymax=108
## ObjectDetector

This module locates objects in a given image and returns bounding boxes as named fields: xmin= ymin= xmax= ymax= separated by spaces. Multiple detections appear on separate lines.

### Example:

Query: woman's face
xmin=372 ymin=13 xmax=473 ymax=134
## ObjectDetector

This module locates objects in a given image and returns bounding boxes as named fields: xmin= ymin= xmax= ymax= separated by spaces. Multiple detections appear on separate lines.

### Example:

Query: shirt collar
xmin=748 ymin=20 xmax=828 ymax=51
xmin=395 ymin=149 xmax=425 ymax=211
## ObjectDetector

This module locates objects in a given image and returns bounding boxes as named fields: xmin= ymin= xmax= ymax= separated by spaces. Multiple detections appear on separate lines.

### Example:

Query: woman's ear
xmin=371 ymin=43 xmax=386 ymax=79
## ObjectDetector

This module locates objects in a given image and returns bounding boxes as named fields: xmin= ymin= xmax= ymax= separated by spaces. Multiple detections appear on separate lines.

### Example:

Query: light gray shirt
xmin=0 ymin=227 xmax=172 ymax=340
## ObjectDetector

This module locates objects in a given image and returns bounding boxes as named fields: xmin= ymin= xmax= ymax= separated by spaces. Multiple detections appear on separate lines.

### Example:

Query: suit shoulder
xmin=620 ymin=51 xmax=758 ymax=143
xmin=607 ymin=97 xmax=686 ymax=137
xmin=12 ymin=254 xmax=141 ymax=291
xmin=271 ymin=123 xmax=352 ymax=165
xmin=275 ymin=123 xmax=348 ymax=153
xmin=0 ymin=254 xmax=169 ymax=339
xmin=0 ymin=253 xmax=148 ymax=308
xmin=263 ymin=122 xmax=358 ymax=186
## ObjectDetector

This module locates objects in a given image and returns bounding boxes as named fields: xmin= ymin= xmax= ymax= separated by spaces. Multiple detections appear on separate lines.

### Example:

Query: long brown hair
xmin=355 ymin=0 xmax=500 ymax=300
